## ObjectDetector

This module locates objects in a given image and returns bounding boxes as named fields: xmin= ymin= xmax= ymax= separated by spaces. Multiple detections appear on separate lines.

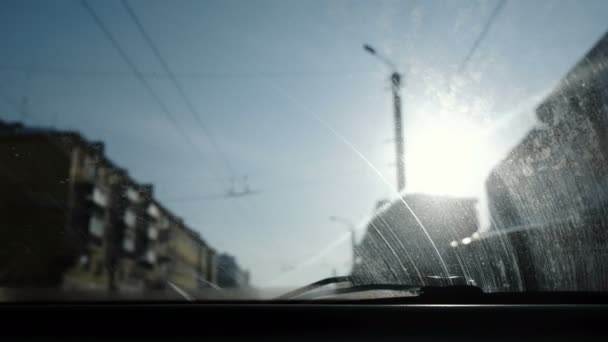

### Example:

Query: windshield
xmin=1 ymin=0 xmax=608 ymax=301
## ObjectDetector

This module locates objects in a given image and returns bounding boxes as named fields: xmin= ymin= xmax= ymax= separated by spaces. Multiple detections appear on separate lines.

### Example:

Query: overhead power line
xmin=161 ymin=167 xmax=370 ymax=203
xmin=457 ymin=0 xmax=507 ymax=73
xmin=79 ymin=0 xmax=215 ymax=176
xmin=120 ymin=0 xmax=236 ymax=176
xmin=115 ymin=0 xmax=273 ymax=242
xmin=80 ymin=0 xmax=265 ymax=242
xmin=119 ymin=0 xmax=288 ymax=258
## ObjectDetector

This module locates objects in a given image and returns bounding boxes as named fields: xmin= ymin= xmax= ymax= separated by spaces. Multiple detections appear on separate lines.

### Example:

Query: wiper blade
xmin=289 ymin=283 xmax=421 ymax=300
xmin=277 ymin=276 xmax=420 ymax=300
xmin=277 ymin=276 xmax=352 ymax=299
xmin=277 ymin=276 xmax=483 ymax=300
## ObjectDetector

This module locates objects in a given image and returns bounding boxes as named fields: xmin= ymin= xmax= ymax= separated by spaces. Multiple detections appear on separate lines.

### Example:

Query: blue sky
xmin=1 ymin=0 xmax=607 ymax=287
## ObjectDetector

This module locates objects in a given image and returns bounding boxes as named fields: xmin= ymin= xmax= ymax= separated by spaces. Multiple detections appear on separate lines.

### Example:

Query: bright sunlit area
xmin=406 ymin=118 xmax=493 ymax=197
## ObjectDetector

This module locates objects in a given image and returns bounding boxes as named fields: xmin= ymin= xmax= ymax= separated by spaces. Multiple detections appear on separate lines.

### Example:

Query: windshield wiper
xmin=277 ymin=276 xmax=483 ymax=300
xmin=277 ymin=276 xmax=421 ymax=300
xmin=277 ymin=276 xmax=352 ymax=299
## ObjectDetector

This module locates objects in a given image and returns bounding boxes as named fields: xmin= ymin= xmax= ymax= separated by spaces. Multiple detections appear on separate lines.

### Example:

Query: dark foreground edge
xmin=1 ymin=294 xmax=608 ymax=341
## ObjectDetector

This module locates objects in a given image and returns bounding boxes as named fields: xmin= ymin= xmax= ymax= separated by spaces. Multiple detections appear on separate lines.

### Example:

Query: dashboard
xmin=0 ymin=300 xmax=606 ymax=341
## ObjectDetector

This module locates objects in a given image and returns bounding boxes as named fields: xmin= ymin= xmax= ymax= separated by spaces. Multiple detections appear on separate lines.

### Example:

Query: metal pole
xmin=363 ymin=45 xmax=405 ymax=192
xmin=391 ymin=72 xmax=405 ymax=191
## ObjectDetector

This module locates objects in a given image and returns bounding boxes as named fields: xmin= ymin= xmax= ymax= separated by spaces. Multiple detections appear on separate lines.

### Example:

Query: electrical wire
xmin=120 ymin=0 xmax=236 ymax=176
xmin=80 ymin=0 xmax=215 ymax=176
xmin=160 ymin=167 xmax=371 ymax=203
xmin=457 ymin=0 xmax=507 ymax=73
xmin=116 ymin=1 xmax=283 ymax=258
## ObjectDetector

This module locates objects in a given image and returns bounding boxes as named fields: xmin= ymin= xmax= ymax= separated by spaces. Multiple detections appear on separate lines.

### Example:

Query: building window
xmin=89 ymin=215 xmax=104 ymax=238
xmin=158 ymin=228 xmax=170 ymax=242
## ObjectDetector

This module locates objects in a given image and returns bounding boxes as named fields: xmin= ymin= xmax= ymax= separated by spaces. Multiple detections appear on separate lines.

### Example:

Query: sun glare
xmin=405 ymin=121 xmax=490 ymax=197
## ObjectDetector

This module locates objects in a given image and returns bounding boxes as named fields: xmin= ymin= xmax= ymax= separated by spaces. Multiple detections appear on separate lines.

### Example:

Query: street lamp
xmin=363 ymin=44 xmax=405 ymax=192
xmin=329 ymin=216 xmax=357 ymax=271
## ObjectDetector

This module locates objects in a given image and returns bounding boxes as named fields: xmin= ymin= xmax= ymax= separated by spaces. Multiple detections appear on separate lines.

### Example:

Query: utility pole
xmin=364 ymin=44 xmax=405 ymax=191
xmin=391 ymin=72 xmax=405 ymax=191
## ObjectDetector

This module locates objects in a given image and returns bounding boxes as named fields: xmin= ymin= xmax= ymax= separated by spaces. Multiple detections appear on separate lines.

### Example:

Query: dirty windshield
xmin=1 ymin=0 xmax=608 ymax=301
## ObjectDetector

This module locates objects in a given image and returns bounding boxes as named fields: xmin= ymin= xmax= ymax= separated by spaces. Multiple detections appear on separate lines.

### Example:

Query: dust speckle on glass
xmin=0 ymin=0 xmax=607 ymax=301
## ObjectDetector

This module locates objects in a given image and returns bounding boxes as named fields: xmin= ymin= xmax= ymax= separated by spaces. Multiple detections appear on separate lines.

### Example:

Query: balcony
xmin=126 ymin=187 xmax=140 ymax=203
xmin=91 ymin=187 xmax=108 ymax=207
xmin=122 ymin=237 xmax=135 ymax=253
xmin=145 ymin=250 xmax=156 ymax=265
xmin=147 ymin=204 xmax=160 ymax=218
xmin=148 ymin=226 xmax=159 ymax=240
xmin=88 ymin=215 xmax=104 ymax=238
xmin=123 ymin=209 xmax=136 ymax=228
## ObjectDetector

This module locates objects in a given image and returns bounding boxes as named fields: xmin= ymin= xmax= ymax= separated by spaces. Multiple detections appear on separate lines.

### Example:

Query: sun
xmin=404 ymin=120 xmax=490 ymax=197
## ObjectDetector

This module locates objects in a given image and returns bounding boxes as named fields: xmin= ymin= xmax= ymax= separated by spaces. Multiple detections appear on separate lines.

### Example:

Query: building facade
xmin=166 ymin=221 xmax=207 ymax=291
xmin=0 ymin=121 xmax=231 ymax=292
xmin=0 ymin=126 xmax=90 ymax=286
